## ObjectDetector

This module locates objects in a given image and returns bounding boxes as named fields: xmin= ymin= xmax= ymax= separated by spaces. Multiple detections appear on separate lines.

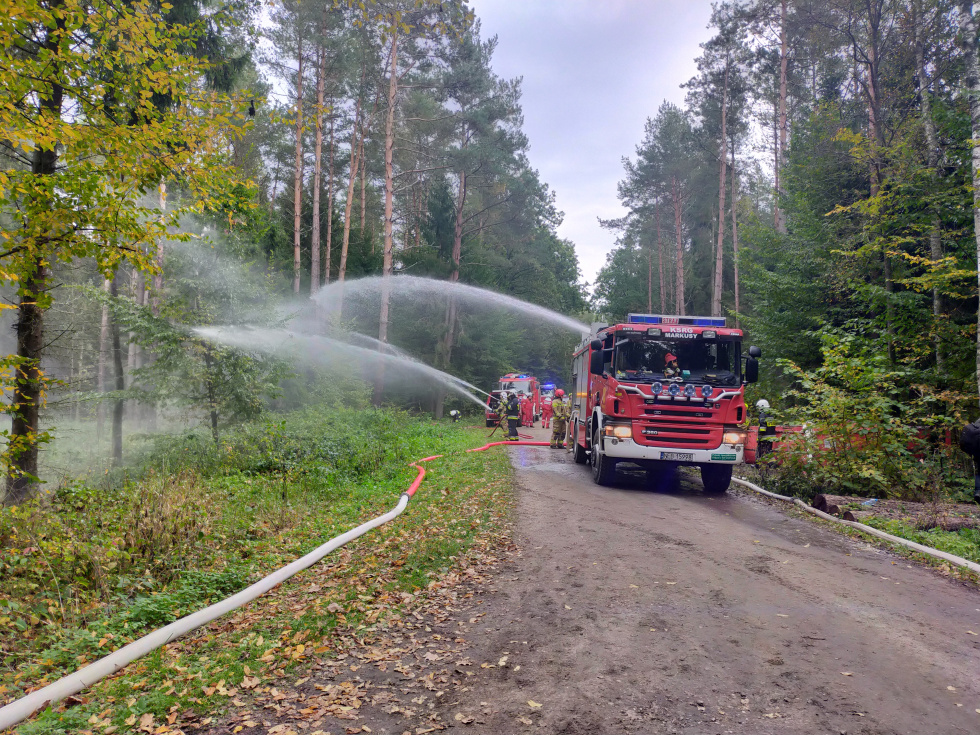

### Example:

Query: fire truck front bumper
xmin=601 ymin=437 xmax=744 ymax=466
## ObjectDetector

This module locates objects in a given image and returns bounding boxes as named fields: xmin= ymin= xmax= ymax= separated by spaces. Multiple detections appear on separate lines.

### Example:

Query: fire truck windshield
xmin=613 ymin=337 xmax=740 ymax=385
xmin=500 ymin=379 xmax=532 ymax=392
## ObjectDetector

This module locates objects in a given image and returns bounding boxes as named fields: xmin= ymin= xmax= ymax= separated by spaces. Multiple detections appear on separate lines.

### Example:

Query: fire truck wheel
xmin=590 ymin=429 xmax=617 ymax=486
xmin=573 ymin=424 xmax=588 ymax=465
xmin=700 ymin=464 xmax=732 ymax=495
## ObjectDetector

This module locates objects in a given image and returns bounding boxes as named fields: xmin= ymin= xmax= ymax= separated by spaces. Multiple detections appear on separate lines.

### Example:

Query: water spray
xmin=194 ymin=326 xmax=488 ymax=410
xmin=313 ymin=275 xmax=591 ymax=335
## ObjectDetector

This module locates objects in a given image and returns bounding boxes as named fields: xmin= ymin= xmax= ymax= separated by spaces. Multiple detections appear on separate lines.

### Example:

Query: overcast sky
xmin=468 ymin=0 xmax=715 ymax=288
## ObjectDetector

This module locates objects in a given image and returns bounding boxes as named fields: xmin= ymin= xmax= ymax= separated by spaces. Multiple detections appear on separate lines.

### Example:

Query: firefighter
xmin=505 ymin=392 xmax=521 ymax=441
xmin=757 ymin=399 xmax=775 ymax=458
xmin=521 ymin=391 xmax=534 ymax=426
xmin=541 ymin=393 xmax=553 ymax=428
xmin=958 ymin=418 xmax=980 ymax=502
xmin=550 ymin=389 xmax=569 ymax=448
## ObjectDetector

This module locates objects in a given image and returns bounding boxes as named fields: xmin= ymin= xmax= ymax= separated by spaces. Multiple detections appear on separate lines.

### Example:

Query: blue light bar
xmin=542 ymin=383 xmax=555 ymax=389
xmin=626 ymin=314 xmax=727 ymax=328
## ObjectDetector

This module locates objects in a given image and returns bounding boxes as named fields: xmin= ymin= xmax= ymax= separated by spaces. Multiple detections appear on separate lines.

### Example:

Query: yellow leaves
xmin=527 ymin=699 xmax=542 ymax=708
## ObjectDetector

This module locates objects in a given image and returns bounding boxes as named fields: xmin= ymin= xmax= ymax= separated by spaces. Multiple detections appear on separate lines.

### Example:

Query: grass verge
xmin=1 ymin=410 xmax=513 ymax=735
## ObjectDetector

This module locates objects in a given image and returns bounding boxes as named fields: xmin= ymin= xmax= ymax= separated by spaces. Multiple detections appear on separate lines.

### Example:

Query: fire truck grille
xmin=636 ymin=421 xmax=721 ymax=447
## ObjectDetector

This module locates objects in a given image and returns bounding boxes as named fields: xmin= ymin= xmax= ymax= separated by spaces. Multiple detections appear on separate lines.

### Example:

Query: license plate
xmin=661 ymin=451 xmax=693 ymax=462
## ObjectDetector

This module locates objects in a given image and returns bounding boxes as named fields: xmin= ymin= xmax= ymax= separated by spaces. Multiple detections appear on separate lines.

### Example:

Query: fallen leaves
xmin=527 ymin=700 xmax=543 ymax=708
xmin=841 ymin=672 xmax=853 ymax=677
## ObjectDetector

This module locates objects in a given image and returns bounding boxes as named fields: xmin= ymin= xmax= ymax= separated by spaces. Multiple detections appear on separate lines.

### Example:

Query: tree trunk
xmin=126 ymin=268 xmax=144 ymax=426
xmin=326 ymin=99 xmax=335 ymax=285
xmin=110 ymin=274 xmax=125 ymax=464
xmin=731 ymin=141 xmax=741 ymax=327
xmin=374 ymin=28 xmax=398 ymax=407
xmin=338 ymin=95 xmax=362 ymax=287
xmin=915 ymin=0 xmax=945 ymax=373
xmin=713 ymin=60 xmax=730 ymax=317
xmin=959 ymin=1 xmax=980 ymax=402
xmin=775 ymin=0 xmax=788 ymax=234
xmin=443 ymin=168 xmax=467 ymax=348
xmin=203 ymin=346 xmax=220 ymax=444
xmin=647 ymin=234 xmax=653 ymax=314
xmin=672 ymin=178 xmax=686 ymax=316
xmin=359 ymin=119 xmax=368 ymax=235
xmin=292 ymin=30 xmax=305 ymax=294
xmin=5 ymin=9 xmax=64 ymax=503
xmin=98 ymin=278 xmax=110 ymax=440
xmin=151 ymin=182 xmax=166 ymax=315
xmin=861 ymin=19 xmax=894 ymax=364
xmin=6 ymin=262 xmax=48 ymax=503
xmin=311 ymin=43 xmax=325 ymax=295
xmin=656 ymin=202 xmax=666 ymax=313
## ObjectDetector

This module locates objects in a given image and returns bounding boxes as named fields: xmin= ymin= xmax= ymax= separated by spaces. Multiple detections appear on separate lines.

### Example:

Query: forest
xmin=0 ymin=0 xmax=587 ymax=505
xmin=7 ymin=2 xmax=980 ymax=731
xmin=596 ymin=0 xmax=980 ymax=499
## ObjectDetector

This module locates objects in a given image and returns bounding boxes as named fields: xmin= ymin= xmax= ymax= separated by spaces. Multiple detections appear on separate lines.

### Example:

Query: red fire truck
xmin=485 ymin=373 xmax=542 ymax=427
xmin=569 ymin=314 xmax=761 ymax=493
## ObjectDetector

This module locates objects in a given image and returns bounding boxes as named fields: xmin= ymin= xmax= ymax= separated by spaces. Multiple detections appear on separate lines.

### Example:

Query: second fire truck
xmin=569 ymin=314 xmax=761 ymax=493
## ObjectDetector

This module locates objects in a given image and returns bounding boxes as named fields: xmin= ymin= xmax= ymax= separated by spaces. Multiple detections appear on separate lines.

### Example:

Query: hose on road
xmin=731 ymin=477 xmax=980 ymax=576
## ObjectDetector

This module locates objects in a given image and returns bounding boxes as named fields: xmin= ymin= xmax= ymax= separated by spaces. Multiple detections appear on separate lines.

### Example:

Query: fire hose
xmin=0 ymin=456 xmax=446 ymax=731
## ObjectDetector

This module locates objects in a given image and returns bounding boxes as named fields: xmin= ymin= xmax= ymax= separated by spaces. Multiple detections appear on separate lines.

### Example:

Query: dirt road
xmin=216 ymin=427 xmax=980 ymax=735
xmin=426 ymin=428 xmax=980 ymax=734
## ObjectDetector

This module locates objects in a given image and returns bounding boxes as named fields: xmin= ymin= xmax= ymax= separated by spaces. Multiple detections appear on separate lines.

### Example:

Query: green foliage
xmin=863 ymin=517 xmax=980 ymax=565
xmin=771 ymin=332 xmax=967 ymax=499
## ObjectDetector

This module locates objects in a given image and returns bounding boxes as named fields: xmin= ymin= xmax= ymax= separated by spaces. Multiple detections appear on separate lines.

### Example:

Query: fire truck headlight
xmin=700 ymin=385 xmax=714 ymax=399
xmin=723 ymin=431 xmax=746 ymax=445
xmin=683 ymin=384 xmax=697 ymax=398
xmin=652 ymin=381 xmax=663 ymax=395
xmin=604 ymin=424 xmax=633 ymax=439
xmin=668 ymin=383 xmax=680 ymax=396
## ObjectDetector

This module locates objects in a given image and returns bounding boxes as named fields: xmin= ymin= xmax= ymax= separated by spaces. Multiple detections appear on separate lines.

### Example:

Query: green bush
xmin=768 ymin=332 xmax=970 ymax=500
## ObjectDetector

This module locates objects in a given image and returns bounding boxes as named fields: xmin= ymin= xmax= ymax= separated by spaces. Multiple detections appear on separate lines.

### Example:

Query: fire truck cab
xmin=486 ymin=373 xmax=542 ymax=427
xmin=569 ymin=314 xmax=761 ymax=493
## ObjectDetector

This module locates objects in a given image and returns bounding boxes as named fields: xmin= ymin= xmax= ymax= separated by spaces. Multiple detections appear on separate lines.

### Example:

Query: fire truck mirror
xmin=745 ymin=357 xmax=759 ymax=384
xmin=748 ymin=345 xmax=762 ymax=358
xmin=590 ymin=339 xmax=602 ymax=351
xmin=589 ymin=349 xmax=604 ymax=376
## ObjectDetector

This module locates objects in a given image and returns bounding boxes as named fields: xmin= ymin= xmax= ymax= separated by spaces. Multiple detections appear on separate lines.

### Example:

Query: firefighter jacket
xmin=552 ymin=397 xmax=570 ymax=421
xmin=506 ymin=396 xmax=521 ymax=420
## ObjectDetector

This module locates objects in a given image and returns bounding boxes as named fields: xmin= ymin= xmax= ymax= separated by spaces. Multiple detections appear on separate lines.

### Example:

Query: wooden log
xmin=843 ymin=510 xmax=874 ymax=523
xmin=813 ymin=493 xmax=854 ymax=516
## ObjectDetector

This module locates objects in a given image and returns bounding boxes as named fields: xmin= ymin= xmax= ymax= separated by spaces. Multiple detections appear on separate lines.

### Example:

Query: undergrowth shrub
xmin=767 ymin=333 xmax=972 ymax=500
xmin=1 ymin=405 xmax=464 ymax=667
xmin=120 ymin=471 xmax=214 ymax=582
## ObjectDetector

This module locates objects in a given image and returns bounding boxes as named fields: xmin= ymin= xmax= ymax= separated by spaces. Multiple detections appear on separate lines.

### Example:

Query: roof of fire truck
xmin=576 ymin=314 xmax=744 ymax=353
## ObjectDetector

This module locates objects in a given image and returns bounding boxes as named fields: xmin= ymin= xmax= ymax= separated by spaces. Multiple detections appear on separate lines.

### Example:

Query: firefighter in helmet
xmin=550 ymin=389 xmax=569 ymax=448
xmin=757 ymin=398 xmax=775 ymax=457
xmin=505 ymin=391 xmax=521 ymax=441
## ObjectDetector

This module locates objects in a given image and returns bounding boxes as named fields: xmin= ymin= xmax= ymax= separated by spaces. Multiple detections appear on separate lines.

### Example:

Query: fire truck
xmin=485 ymin=373 xmax=542 ymax=427
xmin=569 ymin=314 xmax=761 ymax=493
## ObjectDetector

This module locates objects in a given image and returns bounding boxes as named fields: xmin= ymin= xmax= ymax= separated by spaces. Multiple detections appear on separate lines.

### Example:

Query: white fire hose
xmin=731 ymin=477 xmax=980 ymax=575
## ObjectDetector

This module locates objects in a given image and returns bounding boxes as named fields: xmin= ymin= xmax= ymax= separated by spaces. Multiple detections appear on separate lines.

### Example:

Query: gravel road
xmin=430 ymin=427 xmax=980 ymax=734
